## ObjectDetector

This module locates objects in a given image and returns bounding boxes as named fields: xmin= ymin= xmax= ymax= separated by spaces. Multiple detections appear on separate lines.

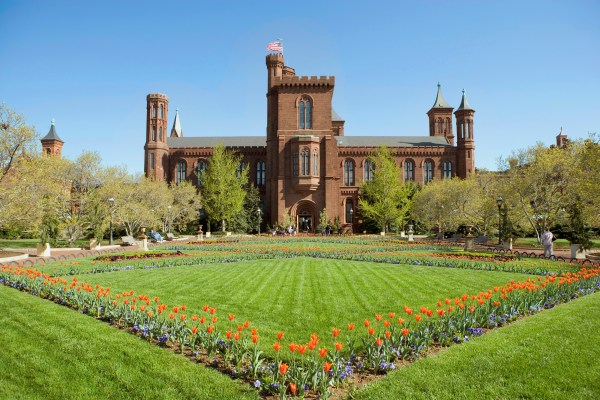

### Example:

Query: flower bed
xmin=1 ymin=263 xmax=599 ymax=398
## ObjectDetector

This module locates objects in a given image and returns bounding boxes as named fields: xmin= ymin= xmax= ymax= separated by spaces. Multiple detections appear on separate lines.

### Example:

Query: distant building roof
xmin=167 ymin=136 xmax=266 ymax=148
xmin=335 ymin=136 xmax=451 ymax=147
xmin=41 ymin=119 xmax=64 ymax=142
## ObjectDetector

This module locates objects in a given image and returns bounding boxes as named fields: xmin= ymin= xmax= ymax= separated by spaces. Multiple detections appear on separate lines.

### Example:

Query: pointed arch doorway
xmin=293 ymin=201 xmax=317 ymax=233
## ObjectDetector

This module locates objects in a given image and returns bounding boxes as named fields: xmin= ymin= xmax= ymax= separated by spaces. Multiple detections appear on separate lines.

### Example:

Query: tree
xmin=199 ymin=144 xmax=248 ymax=232
xmin=358 ymin=147 xmax=411 ymax=233
xmin=227 ymin=184 xmax=261 ymax=233
xmin=158 ymin=181 xmax=201 ymax=233
xmin=0 ymin=103 xmax=39 ymax=184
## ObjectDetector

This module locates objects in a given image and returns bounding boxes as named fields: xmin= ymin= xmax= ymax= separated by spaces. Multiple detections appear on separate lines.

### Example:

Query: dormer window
xmin=299 ymin=97 xmax=312 ymax=129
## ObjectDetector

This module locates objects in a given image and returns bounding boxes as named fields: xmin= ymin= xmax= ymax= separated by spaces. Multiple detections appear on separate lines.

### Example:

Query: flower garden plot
xmin=34 ymin=237 xmax=585 ymax=277
xmin=3 ymin=255 xmax=600 ymax=399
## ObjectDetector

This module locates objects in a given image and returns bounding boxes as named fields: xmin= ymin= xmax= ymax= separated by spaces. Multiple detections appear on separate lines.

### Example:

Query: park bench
xmin=165 ymin=232 xmax=179 ymax=241
xmin=448 ymin=233 xmax=463 ymax=242
xmin=121 ymin=236 xmax=137 ymax=246
xmin=475 ymin=235 xmax=489 ymax=245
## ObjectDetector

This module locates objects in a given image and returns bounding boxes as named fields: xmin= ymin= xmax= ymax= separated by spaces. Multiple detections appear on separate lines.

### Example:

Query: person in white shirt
xmin=541 ymin=229 xmax=554 ymax=258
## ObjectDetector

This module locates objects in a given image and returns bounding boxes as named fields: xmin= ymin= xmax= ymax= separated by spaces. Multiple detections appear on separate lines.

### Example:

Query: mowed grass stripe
xmin=354 ymin=291 xmax=600 ymax=400
xmin=0 ymin=285 xmax=258 ymax=400
xmin=76 ymin=258 xmax=532 ymax=351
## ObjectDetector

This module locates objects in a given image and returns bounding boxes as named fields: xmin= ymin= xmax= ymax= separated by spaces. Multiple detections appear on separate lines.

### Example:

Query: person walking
xmin=541 ymin=228 xmax=554 ymax=258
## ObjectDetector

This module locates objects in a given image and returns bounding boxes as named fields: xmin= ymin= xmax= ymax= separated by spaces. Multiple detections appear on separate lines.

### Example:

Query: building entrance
xmin=298 ymin=214 xmax=313 ymax=233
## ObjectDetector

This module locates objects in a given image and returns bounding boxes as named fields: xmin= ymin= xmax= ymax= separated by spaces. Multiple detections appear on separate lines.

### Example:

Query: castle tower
xmin=144 ymin=93 xmax=170 ymax=180
xmin=556 ymin=127 xmax=568 ymax=148
xmin=171 ymin=108 xmax=183 ymax=137
xmin=427 ymin=83 xmax=454 ymax=145
xmin=454 ymin=89 xmax=475 ymax=178
xmin=41 ymin=119 xmax=64 ymax=157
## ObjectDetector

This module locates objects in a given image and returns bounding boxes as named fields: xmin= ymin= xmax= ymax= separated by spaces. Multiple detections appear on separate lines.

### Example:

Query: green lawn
xmin=354 ymin=291 xmax=600 ymax=400
xmin=74 ymin=257 xmax=532 ymax=350
xmin=0 ymin=284 xmax=258 ymax=400
xmin=0 ymin=238 xmax=92 ymax=249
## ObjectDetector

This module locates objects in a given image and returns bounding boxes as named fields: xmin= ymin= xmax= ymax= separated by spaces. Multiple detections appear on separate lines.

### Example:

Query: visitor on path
xmin=541 ymin=228 xmax=554 ymax=258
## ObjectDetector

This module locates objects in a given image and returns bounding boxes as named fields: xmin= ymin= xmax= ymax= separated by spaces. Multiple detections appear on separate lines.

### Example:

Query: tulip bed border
xmin=1 ymin=262 xmax=599 ymax=399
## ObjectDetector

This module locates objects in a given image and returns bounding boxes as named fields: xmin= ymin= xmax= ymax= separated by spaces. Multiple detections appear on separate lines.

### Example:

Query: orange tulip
xmin=279 ymin=363 xmax=288 ymax=375
xmin=289 ymin=382 xmax=297 ymax=394
xmin=332 ymin=327 xmax=341 ymax=337
xmin=364 ymin=320 xmax=370 ymax=327
xmin=226 ymin=331 xmax=233 ymax=339
xmin=252 ymin=335 xmax=259 ymax=344
xmin=388 ymin=312 xmax=395 ymax=319
xmin=368 ymin=327 xmax=375 ymax=336
xmin=319 ymin=348 xmax=328 ymax=358
xmin=324 ymin=361 xmax=333 ymax=372
xmin=298 ymin=345 xmax=306 ymax=354
xmin=375 ymin=314 xmax=382 ymax=322
xmin=415 ymin=314 xmax=422 ymax=322
xmin=385 ymin=331 xmax=391 ymax=339
xmin=335 ymin=342 xmax=343 ymax=351
xmin=348 ymin=323 xmax=355 ymax=331
xmin=273 ymin=342 xmax=281 ymax=351
xmin=228 ymin=313 xmax=235 ymax=321
xmin=375 ymin=337 xmax=383 ymax=347
xmin=397 ymin=317 xmax=404 ymax=325
xmin=207 ymin=325 xmax=214 ymax=334
xmin=277 ymin=332 xmax=284 ymax=341
xmin=401 ymin=328 xmax=409 ymax=337
xmin=192 ymin=326 xmax=198 ymax=334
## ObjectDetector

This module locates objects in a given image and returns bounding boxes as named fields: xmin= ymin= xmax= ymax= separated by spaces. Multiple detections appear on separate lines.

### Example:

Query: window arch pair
xmin=299 ymin=96 xmax=312 ymax=129
xmin=364 ymin=159 xmax=374 ymax=182
xmin=404 ymin=160 xmax=414 ymax=182
xmin=443 ymin=161 xmax=452 ymax=179
xmin=423 ymin=160 xmax=434 ymax=183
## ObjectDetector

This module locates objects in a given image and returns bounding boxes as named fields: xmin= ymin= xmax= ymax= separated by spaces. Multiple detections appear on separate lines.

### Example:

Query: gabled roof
xmin=41 ymin=119 xmax=64 ymax=142
xmin=171 ymin=109 xmax=183 ymax=137
xmin=456 ymin=89 xmax=474 ymax=111
xmin=430 ymin=83 xmax=453 ymax=109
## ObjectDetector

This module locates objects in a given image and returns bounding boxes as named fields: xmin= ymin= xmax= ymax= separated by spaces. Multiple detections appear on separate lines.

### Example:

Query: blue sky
xmin=1 ymin=0 xmax=598 ymax=173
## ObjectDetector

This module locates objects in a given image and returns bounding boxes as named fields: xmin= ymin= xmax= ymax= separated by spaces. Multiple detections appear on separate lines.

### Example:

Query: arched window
xmin=256 ymin=161 xmax=266 ymax=186
xmin=404 ymin=160 xmax=414 ymax=181
xmin=152 ymin=127 xmax=156 ymax=141
xmin=176 ymin=160 xmax=187 ymax=184
xmin=443 ymin=161 xmax=452 ymax=179
xmin=150 ymin=152 xmax=155 ymax=169
xmin=344 ymin=159 xmax=355 ymax=186
xmin=437 ymin=119 xmax=443 ymax=134
xmin=159 ymin=105 xmax=164 ymax=119
xmin=364 ymin=159 xmax=374 ymax=182
xmin=196 ymin=160 xmax=207 ymax=186
xmin=446 ymin=119 xmax=451 ymax=134
xmin=345 ymin=198 xmax=354 ymax=224
xmin=301 ymin=148 xmax=310 ymax=175
xmin=152 ymin=105 xmax=157 ymax=118
xmin=299 ymin=97 xmax=312 ymax=129
xmin=313 ymin=150 xmax=318 ymax=176
xmin=292 ymin=151 xmax=299 ymax=176
xmin=159 ymin=127 xmax=163 ymax=141
xmin=424 ymin=160 xmax=434 ymax=183
xmin=236 ymin=161 xmax=247 ymax=177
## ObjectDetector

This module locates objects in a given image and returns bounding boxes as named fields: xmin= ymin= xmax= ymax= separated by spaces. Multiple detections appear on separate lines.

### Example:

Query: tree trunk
xmin=222 ymin=219 xmax=226 ymax=232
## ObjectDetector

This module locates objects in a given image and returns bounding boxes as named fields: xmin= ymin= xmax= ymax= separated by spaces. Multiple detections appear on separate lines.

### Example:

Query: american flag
xmin=266 ymin=41 xmax=283 ymax=53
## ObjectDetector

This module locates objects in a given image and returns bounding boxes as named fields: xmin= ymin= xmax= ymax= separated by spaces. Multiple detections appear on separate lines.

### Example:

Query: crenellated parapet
xmin=274 ymin=75 xmax=335 ymax=87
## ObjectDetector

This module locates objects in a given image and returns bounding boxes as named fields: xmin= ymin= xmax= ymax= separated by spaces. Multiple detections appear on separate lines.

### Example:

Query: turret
xmin=266 ymin=53 xmax=285 ymax=90
xmin=427 ymin=83 xmax=454 ymax=144
xmin=144 ymin=93 xmax=170 ymax=180
xmin=41 ymin=119 xmax=64 ymax=157
xmin=454 ymin=89 xmax=475 ymax=177
xmin=556 ymin=127 xmax=568 ymax=148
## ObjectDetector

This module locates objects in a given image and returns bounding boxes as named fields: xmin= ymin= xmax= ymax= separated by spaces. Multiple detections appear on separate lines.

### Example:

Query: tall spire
xmin=430 ymin=82 xmax=452 ymax=109
xmin=171 ymin=108 xmax=183 ymax=138
xmin=457 ymin=89 xmax=474 ymax=111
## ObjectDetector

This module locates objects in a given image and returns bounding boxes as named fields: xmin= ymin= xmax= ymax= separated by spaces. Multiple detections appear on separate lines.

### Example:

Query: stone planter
xmin=36 ymin=243 xmax=51 ymax=257
xmin=205 ymin=232 xmax=211 ymax=238
xmin=570 ymin=243 xmax=586 ymax=259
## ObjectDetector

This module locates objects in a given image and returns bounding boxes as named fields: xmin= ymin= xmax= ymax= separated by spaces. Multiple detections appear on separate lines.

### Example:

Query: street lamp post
xmin=496 ymin=197 xmax=503 ymax=245
xmin=349 ymin=208 xmax=354 ymax=235
xmin=108 ymin=198 xmax=115 ymax=245
xmin=257 ymin=208 xmax=262 ymax=235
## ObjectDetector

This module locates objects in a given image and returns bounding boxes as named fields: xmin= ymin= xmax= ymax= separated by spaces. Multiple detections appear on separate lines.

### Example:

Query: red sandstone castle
xmin=144 ymin=53 xmax=476 ymax=232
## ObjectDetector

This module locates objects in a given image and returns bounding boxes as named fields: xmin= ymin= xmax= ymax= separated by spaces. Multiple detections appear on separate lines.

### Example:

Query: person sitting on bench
xmin=149 ymin=229 xmax=164 ymax=243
